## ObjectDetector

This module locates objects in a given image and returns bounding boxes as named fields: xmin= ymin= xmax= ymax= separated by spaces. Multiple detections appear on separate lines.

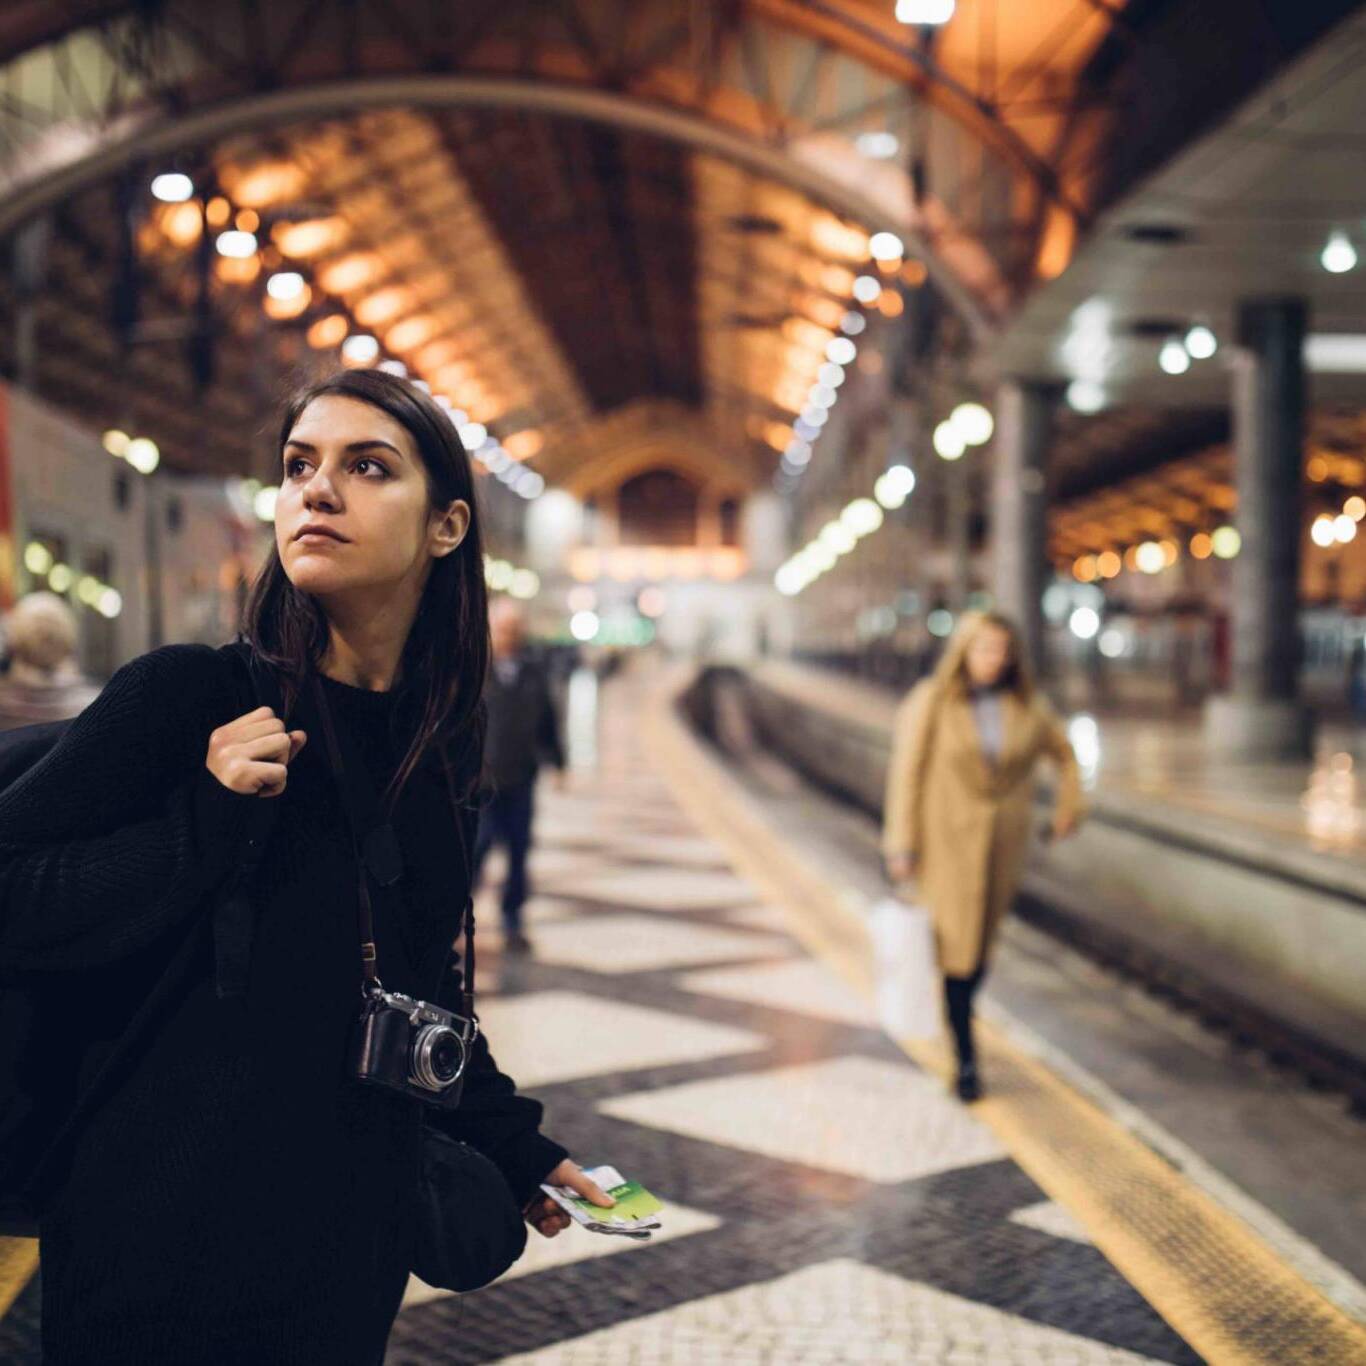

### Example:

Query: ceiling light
xmin=215 ymin=229 xmax=257 ymax=259
xmin=1322 ymin=231 xmax=1357 ymax=274
xmin=895 ymin=0 xmax=955 ymax=23
xmin=253 ymin=486 xmax=278 ymax=521
xmin=1185 ymin=324 xmax=1217 ymax=359
xmin=841 ymin=498 xmax=884 ymax=537
xmin=307 ymin=315 xmax=348 ymax=349
xmin=1304 ymin=334 xmax=1366 ymax=372
xmin=855 ymin=132 xmax=900 ymax=159
xmin=868 ymin=232 xmax=904 ymax=262
xmin=785 ymin=439 xmax=812 ymax=466
xmin=819 ymin=521 xmax=857 ymax=555
xmin=1135 ymin=541 xmax=1166 ymax=574
xmin=799 ymin=406 xmax=829 ymax=427
xmin=1334 ymin=514 xmax=1357 ymax=544
xmin=125 ymin=437 xmax=160 ymax=475
xmin=852 ymin=275 xmax=882 ymax=305
xmin=1066 ymin=379 xmax=1105 ymax=413
xmin=808 ymin=384 xmax=837 ymax=409
xmin=24 ymin=542 xmax=53 ymax=575
xmin=102 ymin=428 xmax=130 ymax=457
xmin=341 ymin=334 xmax=379 ymax=364
xmin=1158 ymin=338 xmax=1191 ymax=374
xmin=950 ymin=402 xmax=993 ymax=445
xmin=874 ymin=464 xmax=916 ymax=509
xmin=818 ymin=362 xmax=846 ymax=387
xmin=826 ymin=337 xmax=857 ymax=365
xmin=570 ymin=611 xmax=600 ymax=642
xmin=1211 ymin=526 xmax=1241 ymax=559
xmin=933 ymin=420 xmax=965 ymax=460
xmin=458 ymin=422 xmax=487 ymax=452
xmin=151 ymin=172 xmax=193 ymax=203
xmin=266 ymin=271 xmax=305 ymax=301
xmin=840 ymin=311 xmax=867 ymax=336
xmin=1069 ymin=606 xmax=1100 ymax=640
xmin=807 ymin=543 xmax=837 ymax=573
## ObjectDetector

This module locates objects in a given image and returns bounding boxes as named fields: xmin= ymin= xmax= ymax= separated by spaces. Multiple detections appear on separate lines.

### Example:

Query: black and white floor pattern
xmin=385 ymin=675 xmax=1199 ymax=1365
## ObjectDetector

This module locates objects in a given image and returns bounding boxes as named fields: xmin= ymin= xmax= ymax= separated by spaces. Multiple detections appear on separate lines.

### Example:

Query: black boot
xmin=944 ymin=974 xmax=984 ymax=1103
xmin=955 ymin=1060 xmax=982 ymax=1103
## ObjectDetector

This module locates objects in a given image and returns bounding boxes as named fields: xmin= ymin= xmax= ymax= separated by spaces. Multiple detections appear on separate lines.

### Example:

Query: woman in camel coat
xmin=882 ymin=611 xmax=1083 ymax=1101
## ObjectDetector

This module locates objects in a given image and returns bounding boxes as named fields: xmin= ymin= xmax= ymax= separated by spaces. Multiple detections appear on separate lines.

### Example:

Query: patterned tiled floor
xmin=383 ymin=671 xmax=1201 ymax=1365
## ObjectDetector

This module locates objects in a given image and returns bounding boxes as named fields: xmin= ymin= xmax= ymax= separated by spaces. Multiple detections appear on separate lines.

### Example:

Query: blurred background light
xmin=125 ymin=437 xmax=160 ymax=475
xmin=1159 ymin=338 xmax=1191 ymax=374
xmin=950 ymin=402 xmax=994 ymax=446
xmin=1321 ymin=231 xmax=1357 ymax=274
xmin=215 ymin=229 xmax=257 ymax=259
xmin=933 ymin=420 xmax=965 ymax=460
xmin=151 ymin=172 xmax=194 ymax=203
xmin=1185 ymin=324 xmax=1217 ymax=359
xmin=896 ymin=0 xmax=955 ymax=22
xmin=340 ymin=333 xmax=379 ymax=364
xmin=570 ymin=610 xmax=600 ymax=642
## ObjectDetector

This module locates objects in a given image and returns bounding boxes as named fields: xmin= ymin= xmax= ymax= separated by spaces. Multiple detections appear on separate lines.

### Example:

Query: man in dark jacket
xmin=473 ymin=599 xmax=566 ymax=953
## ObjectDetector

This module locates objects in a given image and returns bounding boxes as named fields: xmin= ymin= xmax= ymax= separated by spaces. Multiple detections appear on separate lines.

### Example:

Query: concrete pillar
xmin=1206 ymin=297 xmax=1311 ymax=758
xmin=991 ymin=379 xmax=1054 ymax=678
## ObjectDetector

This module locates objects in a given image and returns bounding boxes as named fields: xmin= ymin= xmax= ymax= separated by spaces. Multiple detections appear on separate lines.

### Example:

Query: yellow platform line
xmin=0 ymin=1236 xmax=38 ymax=1320
xmin=644 ymin=675 xmax=1366 ymax=1366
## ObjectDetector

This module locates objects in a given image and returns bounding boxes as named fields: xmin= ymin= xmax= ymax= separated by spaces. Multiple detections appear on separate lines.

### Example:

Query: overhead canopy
xmin=0 ymin=0 xmax=1341 ymax=494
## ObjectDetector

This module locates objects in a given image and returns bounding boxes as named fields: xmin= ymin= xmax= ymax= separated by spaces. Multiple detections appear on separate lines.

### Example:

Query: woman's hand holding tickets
xmin=206 ymin=706 xmax=307 ymax=798
xmin=524 ymin=1159 xmax=615 ymax=1239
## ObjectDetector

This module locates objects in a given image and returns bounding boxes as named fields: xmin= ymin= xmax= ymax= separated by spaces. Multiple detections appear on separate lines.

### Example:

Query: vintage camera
xmin=351 ymin=986 xmax=478 ymax=1109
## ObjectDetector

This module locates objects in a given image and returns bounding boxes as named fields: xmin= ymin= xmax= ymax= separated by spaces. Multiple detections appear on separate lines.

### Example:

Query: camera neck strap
xmin=309 ymin=673 xmax=475 ymax=1011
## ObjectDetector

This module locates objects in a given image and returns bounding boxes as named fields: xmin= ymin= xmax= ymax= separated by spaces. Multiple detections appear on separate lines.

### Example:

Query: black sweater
xmin=0 ymin=644 xmax=566 ymax=1366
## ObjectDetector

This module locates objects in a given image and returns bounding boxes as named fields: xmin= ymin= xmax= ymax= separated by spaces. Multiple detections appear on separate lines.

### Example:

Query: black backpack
xmin=0 ymin=644 xmax=285 ymax=1237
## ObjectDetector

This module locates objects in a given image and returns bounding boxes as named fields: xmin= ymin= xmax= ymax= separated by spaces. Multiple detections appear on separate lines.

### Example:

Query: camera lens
xmin=412 ymin=1024 xmax=465 ymax=1091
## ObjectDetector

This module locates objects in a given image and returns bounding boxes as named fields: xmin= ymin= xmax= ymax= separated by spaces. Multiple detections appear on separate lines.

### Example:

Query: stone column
xmin=1205 ymin=297 xmax=1310 ymax=758
xmin=991 ymin=379 xmax=1055 ymax=678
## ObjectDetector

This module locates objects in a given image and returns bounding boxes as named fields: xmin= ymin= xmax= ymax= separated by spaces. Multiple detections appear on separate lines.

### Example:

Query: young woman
xmin=882 ymin=610 xmax=1083 ymax=1101
xmin=0 ymin=370 xmax=610 ymax=1365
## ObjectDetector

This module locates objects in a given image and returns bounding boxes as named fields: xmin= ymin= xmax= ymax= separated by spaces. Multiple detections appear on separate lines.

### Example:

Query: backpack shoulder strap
xmin=211 ymin=641 xmax=290 ymax=1001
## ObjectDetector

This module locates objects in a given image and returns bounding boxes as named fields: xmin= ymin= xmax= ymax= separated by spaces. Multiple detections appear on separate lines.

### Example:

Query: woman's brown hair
xmin=932 ymin=610 xmax=1034 ymax=701
xmin=240 ymin=368 xmax=489 ymax=803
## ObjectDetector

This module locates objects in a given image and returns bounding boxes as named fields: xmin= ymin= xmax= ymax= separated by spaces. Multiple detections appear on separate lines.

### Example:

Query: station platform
xmin=2 ymin=663 xmax=1365 ymax=1364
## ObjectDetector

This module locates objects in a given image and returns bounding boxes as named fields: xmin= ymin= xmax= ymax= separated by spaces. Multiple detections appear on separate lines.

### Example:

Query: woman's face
xmin=964 ymin=623 xmax=1013 ymax=688
xmin=276 ymin=395 xmax=468 ymax=601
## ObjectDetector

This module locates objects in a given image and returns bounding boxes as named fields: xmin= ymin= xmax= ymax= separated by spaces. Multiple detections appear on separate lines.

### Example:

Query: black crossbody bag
xmin=309 ymin=675 xmax=527 ymax=1293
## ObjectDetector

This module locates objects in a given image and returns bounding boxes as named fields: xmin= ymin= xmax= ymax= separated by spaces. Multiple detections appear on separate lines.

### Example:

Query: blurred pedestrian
xmin=0 ymin=591 xmax=99 ymax=730
xmin=882 ymin=610 xmax=1083 ymax=1102
xmin=472 ymin=597 xmax=566 ymax=954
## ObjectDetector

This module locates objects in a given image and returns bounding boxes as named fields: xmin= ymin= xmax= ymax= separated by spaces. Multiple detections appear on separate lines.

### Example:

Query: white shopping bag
xmin=869 ymin=897 xmax=941 ymax=1039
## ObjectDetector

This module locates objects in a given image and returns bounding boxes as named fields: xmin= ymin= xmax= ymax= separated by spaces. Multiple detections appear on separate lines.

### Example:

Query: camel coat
xmin=882 ymin=680 xmax=1083 ymax=977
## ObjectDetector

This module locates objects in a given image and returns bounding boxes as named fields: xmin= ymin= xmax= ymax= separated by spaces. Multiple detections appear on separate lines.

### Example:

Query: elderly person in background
xmin=882 ymin=610 xmax=1083 ymax=1103
xmin=0 ymin=592 xmax=100 ymax=731
xmin=471 ymin=597 xmax=566 ymax=954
